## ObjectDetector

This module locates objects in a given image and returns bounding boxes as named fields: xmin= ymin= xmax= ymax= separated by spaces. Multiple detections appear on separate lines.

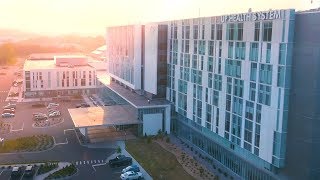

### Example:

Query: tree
xmin=0 ymin=43 xmax=16 ymax=65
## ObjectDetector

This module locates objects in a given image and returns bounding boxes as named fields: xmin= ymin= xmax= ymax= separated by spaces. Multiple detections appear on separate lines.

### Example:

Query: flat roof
xmin=23 ymin=60 xmax=94 ymax=71
xmin=97 ymin=73 xmax=171 ymax=108
xmin=68 ymin=105 xmax=141 ymax=128
xmin=28 ymin=53 xmax=84 ymax=60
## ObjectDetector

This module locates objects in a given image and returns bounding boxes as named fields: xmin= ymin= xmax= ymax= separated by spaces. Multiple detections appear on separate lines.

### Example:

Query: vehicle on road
xmin=11 ymin=166 xmax=22 ymax=177
xmin=2 ymin=113 xmax=15 ymax=118
xmin=49 ymin=111 xmax=61 ymax=117
xmin=109 ymin=155 xmax=132 ymax=167
xmin=120 ymin=171 xmax=143 ymax=180
xmin=122 ymin=164 xmax=140 ymax=173
xmin=24 ymin=165 xmax=34 ymax=177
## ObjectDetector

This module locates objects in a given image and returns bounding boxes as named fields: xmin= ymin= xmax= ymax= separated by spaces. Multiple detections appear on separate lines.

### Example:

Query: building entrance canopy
xmin=68 ymin=105 xmax=141 ymax=128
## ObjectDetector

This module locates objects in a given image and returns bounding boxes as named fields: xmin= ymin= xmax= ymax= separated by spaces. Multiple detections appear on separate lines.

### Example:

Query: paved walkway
xmin=35 ymin=162 xmax=71 ymax=180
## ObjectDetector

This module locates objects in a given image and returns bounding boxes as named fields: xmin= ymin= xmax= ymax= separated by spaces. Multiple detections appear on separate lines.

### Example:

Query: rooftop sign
xmin=221 ymin=10 xmax=282 ymax=23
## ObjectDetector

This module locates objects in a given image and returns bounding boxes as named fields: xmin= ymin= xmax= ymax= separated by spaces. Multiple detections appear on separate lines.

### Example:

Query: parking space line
xmin=0 ymin=169 xmax=3 ymax=175
xmin=11 ymin=122 xmax=24 ymax=132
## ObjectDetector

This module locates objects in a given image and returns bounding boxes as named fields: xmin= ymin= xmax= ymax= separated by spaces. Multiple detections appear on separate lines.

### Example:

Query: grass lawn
xmin=45 ymin=164 xmax=77 ymax=179
xmin=0 ymin=135 xmax=53 ymax=153
xmin=126 ymin=139 xmax=194 ymax=180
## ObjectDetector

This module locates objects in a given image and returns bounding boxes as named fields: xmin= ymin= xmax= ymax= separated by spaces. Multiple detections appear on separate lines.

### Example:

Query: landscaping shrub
xmin=147 ymin=136 xmax=152 ymax=144
xmin=116 ymin=146 xmax=122 ymax=154
xmin=37 ymin=162 xmax=58 ymax=175
xmin=166 ymin=137 xmax=170 ymax=143
xmin=45 ymin=164 xmax=77 ymax=179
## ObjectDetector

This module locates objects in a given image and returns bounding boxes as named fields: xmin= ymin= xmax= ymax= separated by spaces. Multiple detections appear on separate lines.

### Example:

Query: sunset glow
xmin=0 ymin=0 xmax=317 ymax=35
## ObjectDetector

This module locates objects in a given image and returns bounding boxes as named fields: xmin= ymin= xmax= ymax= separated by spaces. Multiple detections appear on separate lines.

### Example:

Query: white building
xmin=23 ymin=55 xmax=97 ymax=98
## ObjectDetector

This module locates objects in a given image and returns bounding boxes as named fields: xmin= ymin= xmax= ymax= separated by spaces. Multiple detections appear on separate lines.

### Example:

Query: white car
xmin=47 ymin=103 xmax=59 ymax=109
xmin=120 ymin=171 xmax=143 ymax=180
xmin=48 ymin=111 xmax=60 ymax=117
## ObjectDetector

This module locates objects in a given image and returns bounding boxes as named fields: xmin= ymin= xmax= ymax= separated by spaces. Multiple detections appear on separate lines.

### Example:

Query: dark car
xmin=109 ymin=155 xmax=132 ymax=168
xmin=81 ymin=103 xmax=90 ymax=107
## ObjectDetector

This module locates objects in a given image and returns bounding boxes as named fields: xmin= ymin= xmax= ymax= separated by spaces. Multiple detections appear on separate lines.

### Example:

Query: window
xmin=249 ymin=82 xmax=256 ymax=101
xmin=258 ymin=84 xmax=271 ymax=106
xmin=216 ymin=24 xmax=222 ymax=40
xmin=254 ymin=22 xmax=260 ymax=41
xmin=192 ymin=55 xmax=197 ymax=69
xmin=266 ymin=43 xmax=271 ymax=63
xmin=245 ymin=101 xmax=254 ymax=120
xmin=250 ymin=63 xmax=257 ymax=81
xmin=174 ymin=26 xmax=177 ymax=39
xmin=277 ymin=66 xmax=285 ymax=87
xmin=214 ymin=74 xmax=222 ymax=91
xmin=193 ymin=25 xmax=198 ymax=39
xmin=211 ymin=24 xmax=215 ymax=40
xmin=259 ymin=64 xmax=272 ymax=85
xmin=279 ymin=43 xmax=286 ymax=65
xmin=228 ymin=42 xmax=234 ymax=59
xmin=198 ymin=40 xmax=206 ymax=55
xmin=225 ymin=59 xmax=241 ymax=78
xmin=208 ymin=41 xmax=214 ymax=56
xmin=237 ymin=23 xmax=243 ymax=41
xmin=249 ymin=43 xmax=259 ymax=61
xmin=213 ymin=90 xmax=219 ymax=106
xmin=208 ymin=57 xmax=213 ymax=72
xmin=226 ymin=94 xmax=231 ymax=111
xmin=185 ymin=40 xmax=190 ymax=53
xmin=233 ymin=79 xmax=244 ymax=98
xmin=194 ymin=40 xmax=198 ymax=54
xmin=235 ymin=42 xmax=246 ymax=60
xmin=208 ymin=73 xmax=213 ymax=88
xmin=201 ymin=25 xmax=205 ymax=39
xmin=227 ymin=23 xmax=235 ymax=40
xmin=186 ymin=26 xmax=190 ymax=39
xmin=263 ymin=22 xmax=273 ymax=42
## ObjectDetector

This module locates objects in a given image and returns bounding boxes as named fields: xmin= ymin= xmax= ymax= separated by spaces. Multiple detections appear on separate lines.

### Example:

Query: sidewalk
xmin=34 ymin=162 xmax=71 ymax=180
xmin=105 ymin=141 xmax=153 ymax=180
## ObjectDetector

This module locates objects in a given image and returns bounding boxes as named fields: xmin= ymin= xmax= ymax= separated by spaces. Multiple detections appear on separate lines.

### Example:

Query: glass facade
xmin=167 ymin=9 xmax=294 ymax=180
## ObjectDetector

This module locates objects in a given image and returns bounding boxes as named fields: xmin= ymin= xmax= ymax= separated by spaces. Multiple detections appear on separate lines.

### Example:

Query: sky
xmin=0 ymin=0 xmax=318 ymax=36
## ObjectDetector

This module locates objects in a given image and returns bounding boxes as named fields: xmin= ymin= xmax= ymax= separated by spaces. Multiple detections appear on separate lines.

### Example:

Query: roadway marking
xmin=55 ymin=138 xmax=68 ymax=145
xmin=11 ymin=122 xmax=24 ymax=132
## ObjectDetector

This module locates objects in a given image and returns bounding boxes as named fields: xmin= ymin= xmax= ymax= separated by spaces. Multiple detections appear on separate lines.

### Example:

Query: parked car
xmin=49 ymin=111 xmax=61 ymax=117
xmin=2 ymin=113 xmax=14 ymax=118
xmin=120 ymin=171 xmax=143 ymax=180
xmin=3 ymin=109 xmax=15 ymax=114
xmin=48 ymin=109 xmax=59 ymax=114
xmin=11 ymin=166 xmax=22 ymax=177
xmin=24 ymin=165 xmax=34 ymax=177
xmin=109 ymin=155 xmax=132 ymax=167
xmin=4 ymin=103 xmax=16 ymax=109
xmin=122 ymin=164 xmax=140 ymax=173
xmin=47 ymin=103 xmax=59 ymax=109
xmin=33 ymin=114 xmax=48 ymax=121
